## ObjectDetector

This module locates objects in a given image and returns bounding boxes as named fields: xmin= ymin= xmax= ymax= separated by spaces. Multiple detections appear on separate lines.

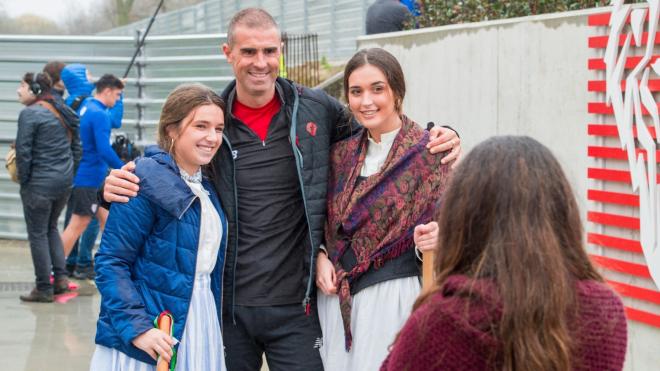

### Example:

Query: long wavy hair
xmin=416 ymin=136 xmax=602 ymax=371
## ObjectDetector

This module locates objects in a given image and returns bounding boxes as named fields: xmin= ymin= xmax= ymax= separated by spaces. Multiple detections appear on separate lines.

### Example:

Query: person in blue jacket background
xmin=60 ymin=63 xmax=124 ymax=280
xmin=60 ymin=63 xmax=123 ymax=128
xmin=90 ymin=83 xmax=228 ymax=370
xmin=60 ymin=74 xmax=125 ymax=261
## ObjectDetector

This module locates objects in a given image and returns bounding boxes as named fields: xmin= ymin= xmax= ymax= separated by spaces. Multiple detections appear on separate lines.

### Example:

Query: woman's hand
xmin=414 ymin=221 xmax=439 ymax=253
xmin=131 ymin=328 xmax=175 ymax=362
xmin=316 ymin=251 xmax=337 ymax=295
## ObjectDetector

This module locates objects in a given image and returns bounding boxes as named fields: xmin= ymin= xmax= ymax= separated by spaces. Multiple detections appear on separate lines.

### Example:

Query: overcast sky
xmin=1 ymin=0 xmax=100 ymax=25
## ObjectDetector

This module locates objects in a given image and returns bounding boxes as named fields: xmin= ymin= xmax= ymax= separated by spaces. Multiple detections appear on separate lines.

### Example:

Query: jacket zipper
xmin=223 ymin=134 xmax=240 ymax=324
xmin=288 ymin=91 xmax=314 ymax=314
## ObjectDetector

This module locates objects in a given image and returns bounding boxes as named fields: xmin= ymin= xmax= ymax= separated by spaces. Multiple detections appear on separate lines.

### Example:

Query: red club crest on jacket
xmin=306 ymin=122 xmax=317 ymax=137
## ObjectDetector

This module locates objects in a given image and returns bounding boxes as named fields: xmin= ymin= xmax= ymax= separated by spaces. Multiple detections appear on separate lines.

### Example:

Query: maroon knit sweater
xmin=381 ymin=275 xmax=627 ymax=371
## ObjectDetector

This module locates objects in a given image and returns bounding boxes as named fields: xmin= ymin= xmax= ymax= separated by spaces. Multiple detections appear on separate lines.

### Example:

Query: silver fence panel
xmin=0 ymin=33 xmax=232 ymax=239
xmin=100 ymin=0 xmax=376 ymax=61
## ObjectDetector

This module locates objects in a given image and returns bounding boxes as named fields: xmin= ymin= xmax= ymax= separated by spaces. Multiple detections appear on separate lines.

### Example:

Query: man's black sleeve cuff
xmin=97 ymin=183 xmax=111 ymax=210
xmin=441 ymin=125 xmax=460 ymax=138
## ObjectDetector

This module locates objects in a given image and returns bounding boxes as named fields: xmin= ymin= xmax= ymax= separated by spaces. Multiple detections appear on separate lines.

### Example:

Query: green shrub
xmin=408 ymin=0 xmax=641 ymax=29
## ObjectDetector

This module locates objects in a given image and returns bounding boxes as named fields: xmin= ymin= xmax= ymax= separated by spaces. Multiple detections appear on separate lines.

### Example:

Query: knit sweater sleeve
xmin=380 ymin=295 xmax=490 ymax=371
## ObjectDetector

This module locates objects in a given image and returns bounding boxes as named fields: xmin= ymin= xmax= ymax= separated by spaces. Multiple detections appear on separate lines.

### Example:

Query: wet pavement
xmin=1 ymin=240 xmax=99 ymax=371
xmin=0 ymin=240 xmax=270 ymax=371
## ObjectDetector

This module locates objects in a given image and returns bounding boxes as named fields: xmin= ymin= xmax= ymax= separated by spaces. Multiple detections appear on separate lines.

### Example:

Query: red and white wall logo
xmin=588 ymin=0 xmax=660 ymax=328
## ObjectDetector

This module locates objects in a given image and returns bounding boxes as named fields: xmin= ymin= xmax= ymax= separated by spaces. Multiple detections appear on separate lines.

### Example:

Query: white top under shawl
xmin=360 ymin=127 xmax=401 ymax=177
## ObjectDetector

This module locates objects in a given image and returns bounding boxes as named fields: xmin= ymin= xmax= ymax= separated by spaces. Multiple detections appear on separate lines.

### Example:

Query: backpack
xmin=70 ymin=95 xmax=89 ymax=112
xmin=112 ymin=134 xmax=141 ymax=163
xmin=5 ymin=145 xmax=18 ymax=183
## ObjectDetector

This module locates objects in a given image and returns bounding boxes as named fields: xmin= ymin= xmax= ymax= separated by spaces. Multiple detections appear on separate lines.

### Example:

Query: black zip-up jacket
xmin=214 ymin=78 xmax=357 ymax=320
xmin=16 ymin=98 xmax=82 ymax=190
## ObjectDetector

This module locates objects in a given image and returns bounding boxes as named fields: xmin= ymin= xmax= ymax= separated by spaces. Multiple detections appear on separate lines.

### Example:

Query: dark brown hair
xmin=22 ymin=72 xmax=52 ymax=98
xmin=343 ymin=48 xmax=406 ymax=113
xmin=227 ymin=8 xmax=279 ymax=47
xmin=157 ymin=83 xmax=226 ymax=152
xmin=95 ymin=74 xmax=124 ymax=93
xmin=417 ymin=136 xmax=602 ymax=371
xmin=43 ymin=61 xmax=65 ymax=84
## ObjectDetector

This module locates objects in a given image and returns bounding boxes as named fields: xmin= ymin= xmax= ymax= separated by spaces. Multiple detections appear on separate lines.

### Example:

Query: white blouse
xmin=360 ymin=127 xmax=401 ymax=177
xmin=184 ymin=180 xmax=222 ymax=275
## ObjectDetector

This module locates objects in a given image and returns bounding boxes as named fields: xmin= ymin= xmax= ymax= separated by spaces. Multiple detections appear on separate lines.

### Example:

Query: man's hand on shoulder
xmin=427 ymin=126 xmax=462 ymax=168
xmin=103 ymin=161 xmax=140 ymax=203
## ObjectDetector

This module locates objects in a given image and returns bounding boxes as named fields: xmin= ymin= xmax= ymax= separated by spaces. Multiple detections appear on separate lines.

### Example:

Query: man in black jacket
xmin=103 ymin=8 xmax=461 ymax=370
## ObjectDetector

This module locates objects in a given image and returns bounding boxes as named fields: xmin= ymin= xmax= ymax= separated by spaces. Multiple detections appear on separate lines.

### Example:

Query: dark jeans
xmin=224 ymin=304 xmax=324 ymax=371
xmin=20 ymin=187 xmax=70 ymax=292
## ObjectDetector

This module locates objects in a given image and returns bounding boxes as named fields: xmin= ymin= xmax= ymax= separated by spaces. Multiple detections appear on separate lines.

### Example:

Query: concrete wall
xmin=357 ymin=7 xmax=659 ymax=370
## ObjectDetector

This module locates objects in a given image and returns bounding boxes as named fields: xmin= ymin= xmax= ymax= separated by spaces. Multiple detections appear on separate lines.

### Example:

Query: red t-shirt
xmin=232 ymin=94 xmax=281 ymax=141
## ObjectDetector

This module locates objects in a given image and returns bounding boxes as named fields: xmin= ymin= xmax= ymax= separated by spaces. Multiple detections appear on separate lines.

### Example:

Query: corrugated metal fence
xmin=100 ymin=0 xmax=376 ymax=62
xmin=0 ymin=33 xmax=234 ymax=239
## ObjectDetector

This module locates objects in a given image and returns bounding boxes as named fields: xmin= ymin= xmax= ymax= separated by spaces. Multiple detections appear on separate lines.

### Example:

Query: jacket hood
xmin=134 ymin=147 xmax=200 ymax=220
xmin=61 ymin=64 xmax=94 ymax=99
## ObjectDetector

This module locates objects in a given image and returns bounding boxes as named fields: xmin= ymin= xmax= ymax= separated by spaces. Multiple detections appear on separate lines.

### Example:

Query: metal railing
xmin=0 ymin=30 xmax=321 ymax=239
xmin=101 ymin=0 xmax=377 ymax=62
xmin=282 ymin=33 xmax=319 ymax=88
xmin=0 ymin=33 xmax=234 ymax=239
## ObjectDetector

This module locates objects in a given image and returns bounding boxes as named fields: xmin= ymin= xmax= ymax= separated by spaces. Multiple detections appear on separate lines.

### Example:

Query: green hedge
xmin=409 ymin=1 xmax=641 ymax=29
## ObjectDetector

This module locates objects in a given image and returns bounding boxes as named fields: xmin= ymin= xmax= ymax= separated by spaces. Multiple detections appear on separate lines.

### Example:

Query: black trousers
xmin=223 ymin=304 xmax=324 ymax=371
xmin=20 ymin=187 xmax=70 ymax=292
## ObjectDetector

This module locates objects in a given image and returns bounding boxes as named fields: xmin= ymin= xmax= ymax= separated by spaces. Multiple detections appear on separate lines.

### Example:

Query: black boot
xmin=20 ymin=288 xmax=54 ymax=303
xmin=73 ymin=265 xmax=95 ymax=280
xmin=54 ymin=277 xmax=72 ymax=295
xmin=65 ymin=263 xmax=76 ymax=277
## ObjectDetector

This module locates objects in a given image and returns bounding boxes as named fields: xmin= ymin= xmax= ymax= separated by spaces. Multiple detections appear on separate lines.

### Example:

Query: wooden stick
xmin=156 ymin=314 xmax=172 ymax=371
xmin=422 ymin=251 xmax=436 ymax=291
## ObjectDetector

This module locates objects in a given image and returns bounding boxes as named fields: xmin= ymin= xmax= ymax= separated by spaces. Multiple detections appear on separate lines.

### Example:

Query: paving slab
xmin=0 ymin=239 xmax=269 ymax=371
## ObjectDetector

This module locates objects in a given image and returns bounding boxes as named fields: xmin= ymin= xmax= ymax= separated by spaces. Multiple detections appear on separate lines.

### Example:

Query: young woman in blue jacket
xmin=90 ymin=83 xmax=228 ymax=371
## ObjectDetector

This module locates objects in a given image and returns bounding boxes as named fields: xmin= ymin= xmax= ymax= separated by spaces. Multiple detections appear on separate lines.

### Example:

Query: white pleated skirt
xmin=317 ymin=276 xmax=421 ymax=371
xmin=90 ymin=275 xmax=226 ymax=371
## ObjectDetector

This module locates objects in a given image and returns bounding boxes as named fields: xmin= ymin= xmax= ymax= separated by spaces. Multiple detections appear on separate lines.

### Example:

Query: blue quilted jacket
xmin=94 ymin=149 xmax=228 ymax=365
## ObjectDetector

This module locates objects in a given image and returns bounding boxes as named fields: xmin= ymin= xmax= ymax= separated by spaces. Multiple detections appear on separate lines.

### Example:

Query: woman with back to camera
xmin=381 ymin=136 xmax=628 ymax=371
xmin=15 ymin=72 xmax=81 ymax=302
xmin=316 ymin=47 xmax=453 ymax=371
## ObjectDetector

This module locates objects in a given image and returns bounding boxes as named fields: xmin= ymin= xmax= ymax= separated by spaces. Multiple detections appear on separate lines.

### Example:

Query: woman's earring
xmin=169 ymin=137 xmax=175 ymax=153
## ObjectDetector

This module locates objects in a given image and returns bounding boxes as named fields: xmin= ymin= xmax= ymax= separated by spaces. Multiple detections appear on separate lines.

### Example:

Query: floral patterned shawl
xmin=325 ymin=115 xmax=451 ymax=351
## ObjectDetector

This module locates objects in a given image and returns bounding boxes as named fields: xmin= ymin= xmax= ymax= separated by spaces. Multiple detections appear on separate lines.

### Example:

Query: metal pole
xmin=123 ymin=0 xmax=165 ymax=79
xmin=135 ymin=29 xmax=145 ymax=142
